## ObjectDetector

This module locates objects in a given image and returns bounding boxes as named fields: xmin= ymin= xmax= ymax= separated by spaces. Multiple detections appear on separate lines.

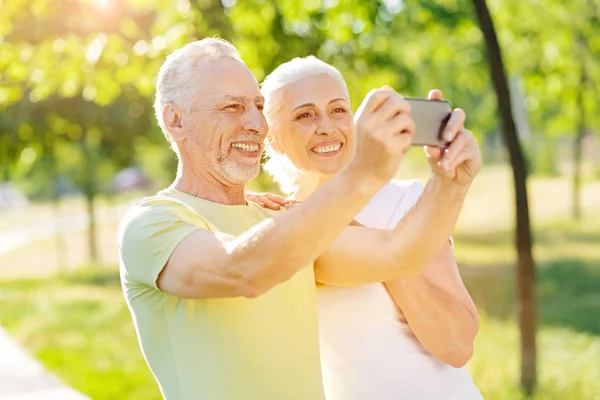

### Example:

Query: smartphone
xmin=405 ymin=98 xmax=452 ymax=147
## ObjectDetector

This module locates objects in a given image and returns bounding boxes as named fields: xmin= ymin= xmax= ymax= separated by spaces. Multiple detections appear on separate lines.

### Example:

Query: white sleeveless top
xmin=318 ymin=179 xmax=483 ymax=400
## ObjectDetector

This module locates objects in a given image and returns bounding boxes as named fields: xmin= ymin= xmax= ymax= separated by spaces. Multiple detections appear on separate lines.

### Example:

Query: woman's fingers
xmin=428 ymin=89 xmax=443 ymax=101
xmin=265 ymin=193 xmax=295 ymax=207
xmin=439 ymin=130 xmax=469 ymax=170
xmin=442 ymin=108 xmax=466 ymax=142
xmin=247 ymin=192 xmax=298 ymax=210
xmin=424 ymin=145 xmax=443 ymax=161
xmin=440 ymin=130 xmax=478 ymax=171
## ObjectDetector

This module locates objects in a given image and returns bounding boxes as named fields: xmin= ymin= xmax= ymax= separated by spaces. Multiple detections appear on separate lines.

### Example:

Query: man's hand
xmin=348 ymin=86 xmax=415 ymax=186
xmin=245 ymin=191 xmax=297 ymax=210
xmin=424 ymin=90 xmax=482 ymax=187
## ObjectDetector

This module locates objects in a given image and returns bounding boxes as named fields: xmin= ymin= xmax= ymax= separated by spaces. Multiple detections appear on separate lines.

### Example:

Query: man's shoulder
xmin=118 ymin=194 xmax=200 ymax=238
xmin=122 ymin=194 xmax=195 ymax=221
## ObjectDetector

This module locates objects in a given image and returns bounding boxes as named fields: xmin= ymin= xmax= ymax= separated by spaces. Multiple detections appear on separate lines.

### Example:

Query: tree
xmin=471 ymin=0 xmax=537 ymax=395
xmin=491 ymin=0 xmax=600 ymax=213
xmin=0 ymin=0 xmax=175 ymax=264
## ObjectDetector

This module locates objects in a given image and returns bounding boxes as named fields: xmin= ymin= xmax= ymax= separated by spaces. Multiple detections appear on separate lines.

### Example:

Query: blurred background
xmin=0 ymin=0 xmax=599 ymax=399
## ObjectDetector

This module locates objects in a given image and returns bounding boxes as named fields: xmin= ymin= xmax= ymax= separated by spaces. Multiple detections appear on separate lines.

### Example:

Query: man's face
xmin=180 ymin=57 xmax=267 ymax=185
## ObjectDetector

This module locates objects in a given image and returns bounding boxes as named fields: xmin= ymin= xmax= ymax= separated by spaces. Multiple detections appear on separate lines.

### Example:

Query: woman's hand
xmin=245 ymin=191 xmax=298 ymax=210
xmin=424 ymin=90 xmax=482 ymax=187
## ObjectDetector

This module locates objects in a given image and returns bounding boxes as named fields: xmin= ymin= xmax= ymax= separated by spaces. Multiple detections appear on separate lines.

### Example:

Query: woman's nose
xmin=316 ymin=118 xmax=336 ymax=136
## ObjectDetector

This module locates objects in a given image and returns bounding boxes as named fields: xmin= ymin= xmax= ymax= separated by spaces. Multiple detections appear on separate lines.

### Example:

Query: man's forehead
xmin=196 ymin=58 xmax=262 ymax=100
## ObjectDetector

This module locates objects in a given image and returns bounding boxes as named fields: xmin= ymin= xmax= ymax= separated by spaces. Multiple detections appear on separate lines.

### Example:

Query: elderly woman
xmin=249 ymin=56 xmax=484 ymax=400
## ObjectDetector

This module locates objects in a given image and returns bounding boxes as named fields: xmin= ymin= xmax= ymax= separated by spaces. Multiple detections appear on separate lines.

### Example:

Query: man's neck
xmin=172 ymin=161 xmax=246 ymax=206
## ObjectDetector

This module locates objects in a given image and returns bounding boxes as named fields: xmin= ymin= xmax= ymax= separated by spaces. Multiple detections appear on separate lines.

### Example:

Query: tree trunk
xmin=81 ymin=129 xmax=98 ymax=265
xmin=50 ymin=148 xmax=67 ymax=274
xmin=53 ymin=187 xmax=67 ymax=274
xmin=85 ymin=184 xmax=98 ymax=265
xmin=573 ymin=89 xmax=584 ymax=221
xmin=2 ymin=163 xmax=11 ymax=182
xmin=573 ymin=39 xmax=588 ymax=220
xmin=471 ymin=0 xmax=537 ymax=396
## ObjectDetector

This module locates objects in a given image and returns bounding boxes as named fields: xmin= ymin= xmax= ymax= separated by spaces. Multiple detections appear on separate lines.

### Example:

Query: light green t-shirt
xmin=116 ymin=188 xmax=325 ymax=400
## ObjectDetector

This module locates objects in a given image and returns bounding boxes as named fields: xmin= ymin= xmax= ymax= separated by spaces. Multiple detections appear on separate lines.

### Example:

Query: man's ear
xmin=162 ymin=104 xmax=186 ymax=142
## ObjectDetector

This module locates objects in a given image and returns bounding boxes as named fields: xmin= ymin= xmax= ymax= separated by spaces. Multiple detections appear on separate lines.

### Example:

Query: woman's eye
xmin=296 ymin=112 xmax=313 ymax=120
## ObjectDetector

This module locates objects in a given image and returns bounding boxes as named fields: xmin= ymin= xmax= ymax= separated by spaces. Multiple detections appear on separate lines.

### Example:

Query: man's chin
xmin=222 ymin=164 xmax=260 ymax=185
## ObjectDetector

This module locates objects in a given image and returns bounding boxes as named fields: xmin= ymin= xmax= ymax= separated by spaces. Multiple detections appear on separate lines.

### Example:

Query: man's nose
xmin=243 ymin=106 xmax=268 ymax=135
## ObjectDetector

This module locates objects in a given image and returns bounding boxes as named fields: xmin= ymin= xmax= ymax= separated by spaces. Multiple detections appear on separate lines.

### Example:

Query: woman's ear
xmin=266 ymin=135 xmax=284 ymax=154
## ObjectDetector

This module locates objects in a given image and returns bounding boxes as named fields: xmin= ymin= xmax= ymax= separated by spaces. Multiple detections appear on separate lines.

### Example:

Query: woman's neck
xmin=293 ymin=172 xmax=334 ymax=201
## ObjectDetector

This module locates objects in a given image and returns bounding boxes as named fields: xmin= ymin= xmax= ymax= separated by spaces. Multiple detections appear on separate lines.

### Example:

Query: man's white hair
xmin=261 ymin=56 xmax=349 ymax=194
xmin=154 ymin=38 xmax=242 ymax=150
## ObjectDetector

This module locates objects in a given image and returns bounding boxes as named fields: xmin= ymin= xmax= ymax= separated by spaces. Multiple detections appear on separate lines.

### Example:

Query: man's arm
xmin=158 ymin=172 xmax=383 ymax=299
xmin=314 ymin=176 xmax=467 ymax=286
xmin=157 ymin=88 xmax=415 ymax=299
xmin=385 ymin=244 xmax=479 ymax=368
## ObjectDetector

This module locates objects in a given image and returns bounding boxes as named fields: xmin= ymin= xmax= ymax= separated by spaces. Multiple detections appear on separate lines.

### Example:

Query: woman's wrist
xmin=429 ymin=174 xmax=471 ymax=199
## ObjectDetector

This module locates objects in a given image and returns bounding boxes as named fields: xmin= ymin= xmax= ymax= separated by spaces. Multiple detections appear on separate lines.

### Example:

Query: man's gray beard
xmin=219 ymin=157 xmax=261 ymax=185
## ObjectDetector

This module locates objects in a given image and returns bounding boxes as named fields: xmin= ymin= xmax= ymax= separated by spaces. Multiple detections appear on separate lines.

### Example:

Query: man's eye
xmin=256 ymin=104 xmax=264 ymax=111
xmin=333 ymin=107 xmax=347 ymax=114
xmin=227 ymin=104 xmax=243 ymax=111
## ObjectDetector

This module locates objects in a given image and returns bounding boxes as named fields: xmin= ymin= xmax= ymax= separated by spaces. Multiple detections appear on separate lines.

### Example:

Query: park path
xmin=0 ymin=201 xmax=132 ymax=399
xmin=0 ymin=327 xmax=90 ymax=400
xmin=0 ymin=202 xmax=130 ymax=258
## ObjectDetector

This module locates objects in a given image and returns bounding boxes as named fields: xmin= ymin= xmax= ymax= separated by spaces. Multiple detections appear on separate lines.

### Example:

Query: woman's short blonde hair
xmin=261 ymin=56 xmax=349 ymax=194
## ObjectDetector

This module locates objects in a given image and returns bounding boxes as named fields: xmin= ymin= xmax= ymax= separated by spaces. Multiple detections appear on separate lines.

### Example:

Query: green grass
xmin=0 ymin=269 xmax=162 ymax=400
xmin=2 ymin=225 xmax=599 ymax=400
xmin=465 ymin=256 xmax=600 ymax=400
xmin=1 ymin=166 xmax=600 ymax=399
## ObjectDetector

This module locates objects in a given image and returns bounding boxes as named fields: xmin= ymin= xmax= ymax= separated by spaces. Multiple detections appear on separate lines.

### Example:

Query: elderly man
xmin=117 ymin=38 xmax=417 ymax=400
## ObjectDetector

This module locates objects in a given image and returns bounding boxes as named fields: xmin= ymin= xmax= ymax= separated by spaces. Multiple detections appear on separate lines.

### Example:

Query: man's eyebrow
xmin=221 ymin=95 xmax=246 ymax=103
xmin=292 ymin=98 xmax=347 ymax=112
xmin=220 ymin=95 xmax=265 ymax=103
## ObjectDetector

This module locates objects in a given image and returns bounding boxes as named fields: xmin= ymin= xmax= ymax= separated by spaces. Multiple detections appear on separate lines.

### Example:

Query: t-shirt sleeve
xmin=386 ymin=179 xmax=426 ymax=228
xmin=116 ymin=198 xmax=206 ymax=290
xmin=388 ymin=179 xmax=454 ymax=247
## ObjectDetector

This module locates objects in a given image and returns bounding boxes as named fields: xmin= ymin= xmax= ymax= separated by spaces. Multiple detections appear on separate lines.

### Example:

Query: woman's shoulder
xmin=384 ymin=179 xmax=424 ymax=200
xmin=387 ymin=178 xmax=424 ymax=191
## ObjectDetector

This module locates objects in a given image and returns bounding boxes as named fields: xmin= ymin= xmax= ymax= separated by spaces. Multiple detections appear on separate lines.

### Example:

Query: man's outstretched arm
xmin=153 ymin=88 xmax=415 ymax=299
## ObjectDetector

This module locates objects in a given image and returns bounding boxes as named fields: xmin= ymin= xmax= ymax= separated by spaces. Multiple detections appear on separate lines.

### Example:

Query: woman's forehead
xmin=281 ymin=74 xmax=349 ymax=108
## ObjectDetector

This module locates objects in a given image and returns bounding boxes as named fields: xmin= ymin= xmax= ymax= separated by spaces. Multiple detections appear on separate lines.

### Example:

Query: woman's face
xmin=269 ymin=74 xmax=354 ymax=179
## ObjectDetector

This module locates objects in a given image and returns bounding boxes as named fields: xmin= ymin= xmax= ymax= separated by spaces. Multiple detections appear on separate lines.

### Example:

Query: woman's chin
xmin=310 ymin=159 xmax=347 ymax=176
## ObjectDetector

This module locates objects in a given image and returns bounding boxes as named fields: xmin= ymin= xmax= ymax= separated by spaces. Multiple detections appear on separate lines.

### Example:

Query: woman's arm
xmin=384 ymin=244 xmax=479 ymax=367
xmin=314 ymin=176 xmax=468 ymax=286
